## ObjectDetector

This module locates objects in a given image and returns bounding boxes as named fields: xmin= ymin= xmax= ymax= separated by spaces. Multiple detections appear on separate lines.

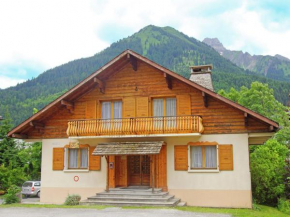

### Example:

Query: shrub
xmin=64 ymin=194 xmax=81 ymax=205
xmin=251 ymin=139 xmax=288 ymax=205
xmin=277 ymin=198 xmax=290 ymax=215
xmin=3 ymin=185 xmax=21 ymax=204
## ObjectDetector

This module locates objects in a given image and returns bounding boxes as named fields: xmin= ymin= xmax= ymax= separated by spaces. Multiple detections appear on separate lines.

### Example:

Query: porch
xmin=93 ymin=141 xmax=168 ymax=191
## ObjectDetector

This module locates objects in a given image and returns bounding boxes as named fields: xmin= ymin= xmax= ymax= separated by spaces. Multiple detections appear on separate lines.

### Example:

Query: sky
xmin=0 ymin=0 xmax=290 ymax=89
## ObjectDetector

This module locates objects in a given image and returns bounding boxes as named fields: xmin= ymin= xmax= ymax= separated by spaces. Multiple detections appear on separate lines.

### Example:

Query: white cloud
xmin=0 ymin=0 xmax=290 ymax=89
xmin=0 ymin=76 xmax=25 ymax=89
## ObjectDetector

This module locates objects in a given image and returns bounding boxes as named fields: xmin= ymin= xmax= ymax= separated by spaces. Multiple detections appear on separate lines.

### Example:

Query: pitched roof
xmin=7 ymin=49 xmax=278 ymax=137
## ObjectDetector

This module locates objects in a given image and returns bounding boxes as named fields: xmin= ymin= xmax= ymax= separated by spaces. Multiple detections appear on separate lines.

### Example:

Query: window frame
xmin=151 ymin=97 xmax=177 ymax=117
xmin=68 ymin=147 xmax=89 ymax=169
xmin=64 ymin=145 xmax=89 ymax=171
xmin=188 ymin=144 xmax=219 ymax=173
xmin=101 ymin=100 xmax=123 ymax=120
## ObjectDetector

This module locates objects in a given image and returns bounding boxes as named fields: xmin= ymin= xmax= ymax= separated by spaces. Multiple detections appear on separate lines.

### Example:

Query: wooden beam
xmin=202 ymin=92 xmax=208 ymax=107
xmin=12 ymin=133 xmax=28 ymax=139
xmin=61 ymin=100 xmax=74 ymax=113
xmin=30 ymin=121 xmax=45 ymax=129
xmin=269 ymin=125 xmax=274 ymax=131
xmin=94 ymin=77 xmax=105 ymax=93
xmin=244 ymin=113 xmax=248 ymax=127
xmin=164 ymin=73 xmax=172 ymax=89
xmin=61 ymin=100 xmax=73 ymax=107
xmin=128 ymin=54 xmax=137 ymax=71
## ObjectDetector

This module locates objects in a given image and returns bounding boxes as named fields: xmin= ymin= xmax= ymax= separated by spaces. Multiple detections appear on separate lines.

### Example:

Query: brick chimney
xmin=189 ymin=64 xmax=214 ymax=91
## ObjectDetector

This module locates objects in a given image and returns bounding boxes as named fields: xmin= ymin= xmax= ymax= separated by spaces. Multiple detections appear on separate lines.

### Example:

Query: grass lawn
xmin=0 ymin=203 xmax=288 ymax=217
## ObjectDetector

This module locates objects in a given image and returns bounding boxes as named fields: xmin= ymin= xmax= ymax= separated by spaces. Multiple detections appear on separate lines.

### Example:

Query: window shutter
xmin=86 ymin=100 xmax=97 ymax=119
xmin=53 ymin=148 xmax=64 ymax=170
xmin=176 ymin=95 xmax=191 ymax=116
xmin=136 ymin=97 xmax=149 ymax=117
xmin=174 ymin=145 xmax=188 ymax=170
xmin=123 ymin=97 xmax=136 ymax=118
xmin=89 ymin=146 xmax=101 ymax=171
xmin=219 ymin=145 xmax=233 ymax=170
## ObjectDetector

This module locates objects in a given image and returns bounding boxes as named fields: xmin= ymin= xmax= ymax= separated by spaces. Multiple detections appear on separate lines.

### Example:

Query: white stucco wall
xmin=40 ymin=134 xmax=252 ymax=207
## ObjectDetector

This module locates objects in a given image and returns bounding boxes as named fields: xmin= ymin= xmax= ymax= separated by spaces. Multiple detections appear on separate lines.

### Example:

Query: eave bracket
xmin=127 ymin=54 xmax=137 ymax=71
xmin=202 ymin=92 xmax=208 ymax=107
xmin=61 ymin=100 xmax=74 ymax=113
xmin=94 ymin=77 xmax=105 ymax=94
xmin=164 ymin=73 xmax=172 ymax=89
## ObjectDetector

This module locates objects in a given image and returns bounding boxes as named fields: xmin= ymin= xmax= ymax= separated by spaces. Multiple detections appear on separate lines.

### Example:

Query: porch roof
xmin=92 ymin=141 xmax=164 ymax=156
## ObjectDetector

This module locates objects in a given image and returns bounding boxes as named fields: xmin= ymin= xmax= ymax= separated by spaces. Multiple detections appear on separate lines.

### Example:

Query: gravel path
xmin=0 ymin=207 xmax=231 ymax=217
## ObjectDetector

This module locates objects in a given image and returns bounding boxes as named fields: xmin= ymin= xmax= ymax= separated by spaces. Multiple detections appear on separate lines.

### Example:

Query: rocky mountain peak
xmin=203 ymin=38 xmax=226 ymax=52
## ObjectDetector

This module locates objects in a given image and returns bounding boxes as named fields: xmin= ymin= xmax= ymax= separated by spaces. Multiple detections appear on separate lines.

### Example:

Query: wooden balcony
xmin=67 ymin=116 xmax=204 ymax=137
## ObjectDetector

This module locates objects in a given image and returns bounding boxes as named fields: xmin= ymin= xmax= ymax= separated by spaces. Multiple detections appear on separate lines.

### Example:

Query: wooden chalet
xmin=8 ymin=50 xmax=278 ymax=207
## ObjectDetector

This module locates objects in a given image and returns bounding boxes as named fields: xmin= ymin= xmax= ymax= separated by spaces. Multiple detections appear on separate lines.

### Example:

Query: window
xmin=101 ymin=101 xmax=122 ymax=129
xmin=153 ymin=98 xmax=176 ymax=128
xmin=68 ymin=148 xmax=88 ymax=169
xmin=190 ymin=145 xmax=217 ymax=170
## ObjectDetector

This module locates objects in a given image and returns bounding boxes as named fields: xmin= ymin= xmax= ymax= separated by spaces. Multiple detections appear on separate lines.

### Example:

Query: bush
xmin=278 ymin=198 xmax=290 ymax=214
xmin=64 ymin=194 xmax=81 ymax=205
xmin=251 ymin=139 xmax=288 ymax=205
xmin=3 ymin=185 xmax=21 ymax=204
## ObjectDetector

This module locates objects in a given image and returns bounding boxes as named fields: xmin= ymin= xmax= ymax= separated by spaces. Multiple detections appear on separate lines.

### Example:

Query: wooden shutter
xmin=176 ymin=95 xmax=191 ymax=116
xmin=89 ymin=146 xmax=101 ymax=171
xmin=174 ymin=145 xmax=188 ymax=170
xmin=53 ymin=148 xmax=64 ymax=170
xmin=123 ymin=97 xmax=135 ymax=118
xmin=86 ymin=100 xmax=97 ymax=119
xmin=156 ymin=144 xmax=167 ymax=191
xmin=219 ymin=145 xmax=233 ymax=170
xmin=136 ymin=97 xmax=149 ymax=117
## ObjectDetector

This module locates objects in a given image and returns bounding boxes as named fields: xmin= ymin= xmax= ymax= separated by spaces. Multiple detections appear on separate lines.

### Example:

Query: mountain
xmin=203 ymin=38 xmax=290 ymax=82
xmin=1 ymin=25 xmax=290 ymax=126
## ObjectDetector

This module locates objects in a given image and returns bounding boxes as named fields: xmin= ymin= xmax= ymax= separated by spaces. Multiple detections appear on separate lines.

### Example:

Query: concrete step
xmin=87 ymin=195 xmax=175 ymax=202
xmin=96 ymin=191 xmax=169 ymax=198
xmin=107 ymin=188 xmax=163 ymax=193
xmin=177 ymin=201 xmax=187 ymax=207
xmin=80 ymin=198 xmax=181 ymax=207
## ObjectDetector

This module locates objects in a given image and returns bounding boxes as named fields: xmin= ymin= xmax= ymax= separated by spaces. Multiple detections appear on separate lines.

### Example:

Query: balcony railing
xmin=67 ymin=116 xmax=204 ymax=137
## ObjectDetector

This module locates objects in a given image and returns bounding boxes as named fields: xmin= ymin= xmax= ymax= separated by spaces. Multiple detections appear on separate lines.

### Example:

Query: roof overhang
xmin=92 ymin=141 xmax=164 ymax=156
xmin=248 ymin=132 xmax=275 ymax=145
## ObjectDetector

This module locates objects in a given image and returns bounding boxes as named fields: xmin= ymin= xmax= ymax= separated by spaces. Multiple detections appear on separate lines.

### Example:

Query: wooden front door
xmin=128 ymin=155 xmax=150 ymax=186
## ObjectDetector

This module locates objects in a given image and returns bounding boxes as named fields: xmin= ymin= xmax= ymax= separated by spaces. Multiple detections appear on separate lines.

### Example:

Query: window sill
xmin=188 ymin=169 xmax=219 ymax=173
xmin=63 ymin=169 xmax=89 ymax=173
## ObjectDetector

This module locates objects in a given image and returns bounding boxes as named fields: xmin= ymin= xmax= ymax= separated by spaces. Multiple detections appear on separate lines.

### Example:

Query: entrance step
xmin=177 ymin=201 xmax=187 ymax=207
xmin=80 ymin=188 xmax=184 ymax=207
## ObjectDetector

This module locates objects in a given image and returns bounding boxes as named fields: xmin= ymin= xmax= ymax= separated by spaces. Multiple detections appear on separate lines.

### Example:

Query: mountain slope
xmin=203 ymin=38 xmax=290 ymax=82
xmin=1 ymin=25 xmax=290 ymax=126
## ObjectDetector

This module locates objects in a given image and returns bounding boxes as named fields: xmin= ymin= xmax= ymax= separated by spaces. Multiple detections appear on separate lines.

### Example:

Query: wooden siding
xmin=28 ymin=61 xmax=270 ymax=139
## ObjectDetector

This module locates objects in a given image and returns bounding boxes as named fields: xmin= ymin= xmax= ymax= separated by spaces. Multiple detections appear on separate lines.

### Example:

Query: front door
xmin=128 ymin=155 xmax=150 ymax=186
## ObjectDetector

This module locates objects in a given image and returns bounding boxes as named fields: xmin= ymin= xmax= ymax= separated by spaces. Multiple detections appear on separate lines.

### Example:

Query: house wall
xmin=40 ymin=133 xmax=251 ymax=207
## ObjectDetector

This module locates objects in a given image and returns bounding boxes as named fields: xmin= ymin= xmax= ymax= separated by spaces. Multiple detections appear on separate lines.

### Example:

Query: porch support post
xmin=105 ymin=156 xmax=109 ymax=192
xmin=152 ymin=155 xmax=155 ymax=193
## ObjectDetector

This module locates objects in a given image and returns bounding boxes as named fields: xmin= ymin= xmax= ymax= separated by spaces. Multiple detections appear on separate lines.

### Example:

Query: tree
xmin=219 ymin=82 xmax=289 ymax=127
xmin=219 ymin=81 xmax=290 ymax=205
xmin=251 ymin=139 xmax=288 ymax=204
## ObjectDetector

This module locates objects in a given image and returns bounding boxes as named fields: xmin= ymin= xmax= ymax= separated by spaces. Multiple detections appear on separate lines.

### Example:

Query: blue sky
xmin=0 ymin=0 xmax=290 ymax=89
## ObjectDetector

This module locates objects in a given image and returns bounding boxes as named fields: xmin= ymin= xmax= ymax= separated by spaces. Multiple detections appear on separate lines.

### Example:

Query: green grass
xmin=0 ymin=204 xmax=288 ymax=217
